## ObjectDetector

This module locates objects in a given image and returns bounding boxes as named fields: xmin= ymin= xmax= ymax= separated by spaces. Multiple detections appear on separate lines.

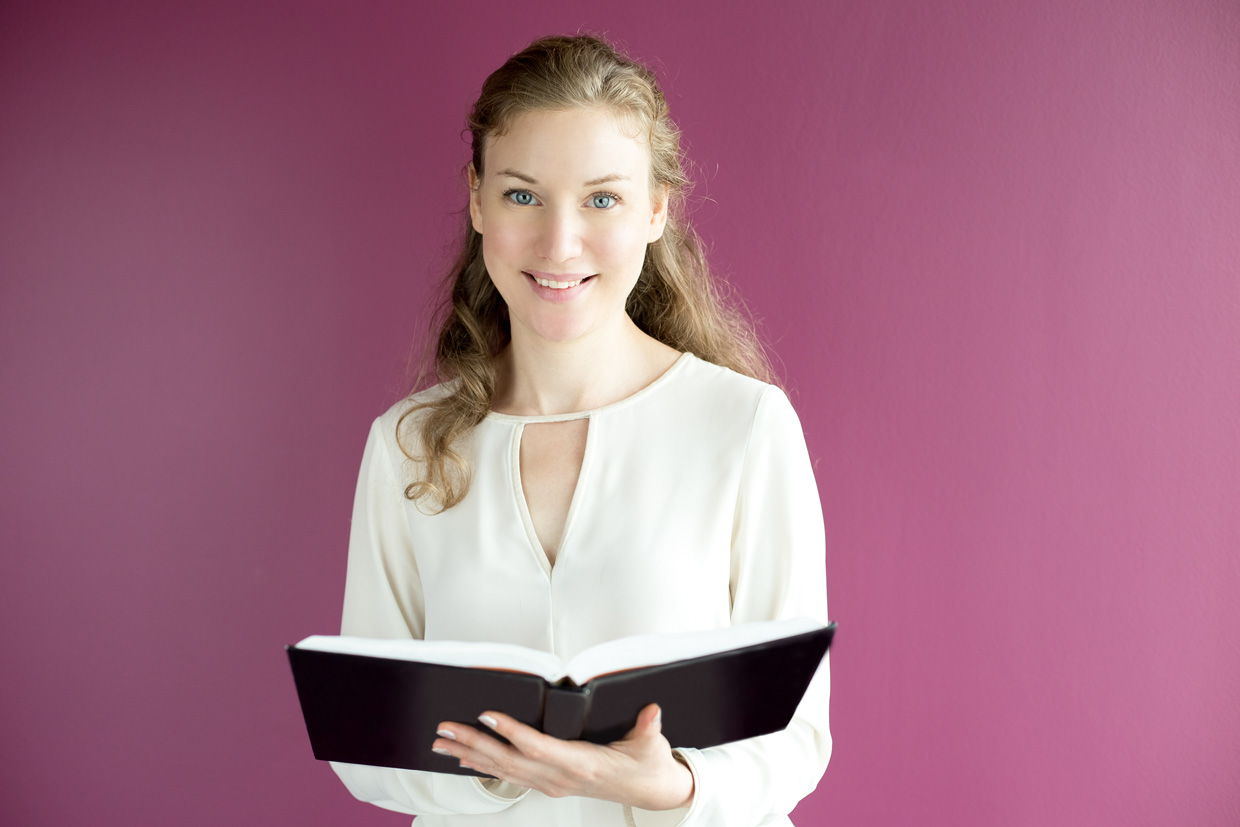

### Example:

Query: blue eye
xmin=503 ymin=189 xmax=536 ymax=206
xmin=591 ymin=193 xmax=617 ymax=209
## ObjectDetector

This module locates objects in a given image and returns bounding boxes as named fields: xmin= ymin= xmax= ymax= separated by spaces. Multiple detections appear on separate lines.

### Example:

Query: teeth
xmin=533 ymin=276 xmax=583 ymax=289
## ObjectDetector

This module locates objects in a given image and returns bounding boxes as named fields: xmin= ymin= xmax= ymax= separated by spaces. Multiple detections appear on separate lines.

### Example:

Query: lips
xmin=524 ymin=271 xmax=595 ymax=289
xmin=523 ymin=271 xmax=596 ymax=302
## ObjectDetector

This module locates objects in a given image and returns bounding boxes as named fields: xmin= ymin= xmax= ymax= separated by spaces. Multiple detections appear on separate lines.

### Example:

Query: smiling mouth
xmin=525 ymin=273 xmax=596 ymax=289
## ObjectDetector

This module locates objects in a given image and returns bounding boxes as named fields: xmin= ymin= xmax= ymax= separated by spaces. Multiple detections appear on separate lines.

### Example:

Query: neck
xmin=491 ymin=316 xmax=677 ymax=416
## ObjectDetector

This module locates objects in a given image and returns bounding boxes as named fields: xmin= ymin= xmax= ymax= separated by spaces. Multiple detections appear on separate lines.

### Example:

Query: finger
xmin=477 ymin=710 xmax=562 ymax=762
xmin=433 ymin=720 xmax=497 ymax=749
xmin=476 ymin=711 xmax=617 ymax=799
xmin=442 ymin=713 xmax=559 ymax=783
xmin=432 ymin=721 xmax=514 ymax=768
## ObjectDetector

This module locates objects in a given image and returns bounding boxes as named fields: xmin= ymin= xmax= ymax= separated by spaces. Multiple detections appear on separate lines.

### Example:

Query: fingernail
xmin=432 ymin=747 xmax=451 ymax=755
xmin=436 ymin=729 xmax=456 ymax=740
xmin=478 ymin=714 xmax=499 ymax=729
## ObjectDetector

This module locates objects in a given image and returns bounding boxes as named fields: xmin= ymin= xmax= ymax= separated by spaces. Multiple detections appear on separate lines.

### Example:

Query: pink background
xmin=2 ymin=1 xmax=1237 ymax=824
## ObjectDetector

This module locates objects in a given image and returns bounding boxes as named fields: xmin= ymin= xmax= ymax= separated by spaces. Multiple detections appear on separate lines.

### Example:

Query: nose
xmin=534 ymin=205 xmax=583 ymax=264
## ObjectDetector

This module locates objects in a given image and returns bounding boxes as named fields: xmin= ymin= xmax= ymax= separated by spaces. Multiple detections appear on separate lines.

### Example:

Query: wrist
xmin=669 ymin=750 xmax=695 ymax=809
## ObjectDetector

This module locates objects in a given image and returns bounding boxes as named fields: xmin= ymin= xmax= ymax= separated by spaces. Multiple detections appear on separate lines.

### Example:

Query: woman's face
xmin=469 ymin=107 xmax=668 ymax=347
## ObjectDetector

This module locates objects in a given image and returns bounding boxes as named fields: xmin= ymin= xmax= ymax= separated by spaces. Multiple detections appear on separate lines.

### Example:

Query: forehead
xmin=483 ymin=108 xmax=651 ymax=185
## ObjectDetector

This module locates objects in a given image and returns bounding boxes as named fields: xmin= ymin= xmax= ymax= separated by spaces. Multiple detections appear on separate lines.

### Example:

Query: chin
xmin=523 ymin=314 xmax=597 ymax=345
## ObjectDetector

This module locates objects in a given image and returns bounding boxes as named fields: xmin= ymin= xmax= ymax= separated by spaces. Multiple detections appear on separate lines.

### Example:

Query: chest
xmin=407 ymin=413 xmax=746 ymax=648
xmin=517 ymin=419 xmax=589 ymax=566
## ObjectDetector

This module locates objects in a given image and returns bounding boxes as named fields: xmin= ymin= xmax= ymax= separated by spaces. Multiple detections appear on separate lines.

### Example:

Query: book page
xmin=294 ymin=635 xmax=569 ymax=683
xmin=564 ymin=616 xmax=825 ymax=685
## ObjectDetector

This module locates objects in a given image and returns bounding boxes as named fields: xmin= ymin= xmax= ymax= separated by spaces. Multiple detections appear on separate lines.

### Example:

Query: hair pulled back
xmin=399 ymin=33 xmax=774 ymax=511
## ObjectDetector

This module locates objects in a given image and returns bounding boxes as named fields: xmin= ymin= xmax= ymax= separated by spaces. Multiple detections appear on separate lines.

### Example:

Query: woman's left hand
xmin=432 ymin=703 xmax=695 ymax=811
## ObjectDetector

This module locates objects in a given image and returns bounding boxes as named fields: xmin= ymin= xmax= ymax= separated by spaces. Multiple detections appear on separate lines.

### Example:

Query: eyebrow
xmin=496 ymin=169 xmax=630 ymax=187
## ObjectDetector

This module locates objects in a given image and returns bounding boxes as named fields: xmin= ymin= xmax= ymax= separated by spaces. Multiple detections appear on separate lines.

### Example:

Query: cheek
xmin=592 ymin=223 xmax=651 ymax=266
xmin=481 ymin=223 xmax=530 ymax=270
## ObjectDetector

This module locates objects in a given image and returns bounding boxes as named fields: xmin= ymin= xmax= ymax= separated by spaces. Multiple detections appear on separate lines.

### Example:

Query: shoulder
xmin=374 ymin=380 xmax=456 ymax=433
xmin=671 ymin=359 xmax=818 ymax=491
xmin=630 ymin=354 xmax=806 ymax=464
xmin=648 ymin=355 xmax=815 ymax=489
xmin=671 ymin=353 xmax=799 ymax=427
xmin=362 ymin=380 xmax=459 ymax=469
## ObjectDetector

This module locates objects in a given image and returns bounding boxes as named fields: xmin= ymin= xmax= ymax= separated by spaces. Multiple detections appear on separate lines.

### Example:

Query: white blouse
xmin=331 ymin=352 xmax=832 ymax=826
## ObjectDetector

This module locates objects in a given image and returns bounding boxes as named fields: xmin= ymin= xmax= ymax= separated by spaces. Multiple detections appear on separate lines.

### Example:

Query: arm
xmin=329 ymin=417 xmax=530 ymax=815
xmin=631 ymin=385 xmax=832 ymax=826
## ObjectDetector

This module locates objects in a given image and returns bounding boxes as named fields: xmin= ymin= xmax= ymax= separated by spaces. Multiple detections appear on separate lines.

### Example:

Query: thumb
xmin=639 ymin=703 xmax=663 ymax=736
xmin=622 ymin=703 xmax=663 ymax=741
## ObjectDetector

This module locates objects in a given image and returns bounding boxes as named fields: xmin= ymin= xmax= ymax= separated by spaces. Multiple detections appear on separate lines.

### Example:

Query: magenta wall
xmin=2 ymin=1 xmax=1237 ymax=824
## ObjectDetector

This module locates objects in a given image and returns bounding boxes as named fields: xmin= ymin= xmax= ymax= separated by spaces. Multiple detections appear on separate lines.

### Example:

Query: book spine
xmin=541 ymin=685 xmax=592 ymax=741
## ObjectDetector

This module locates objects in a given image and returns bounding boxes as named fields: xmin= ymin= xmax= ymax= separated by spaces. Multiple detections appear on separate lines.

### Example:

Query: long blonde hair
xmin=399 ymin=33 xmax=774 ymax=511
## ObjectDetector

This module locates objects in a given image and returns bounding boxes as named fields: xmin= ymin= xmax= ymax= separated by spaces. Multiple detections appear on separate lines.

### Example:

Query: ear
xmin=647 ymin=184 xmax=669 ymax=243
xmin=468 ymin=163 xmax=483 ymax=235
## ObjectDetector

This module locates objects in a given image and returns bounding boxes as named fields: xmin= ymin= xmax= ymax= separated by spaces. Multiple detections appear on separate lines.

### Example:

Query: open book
xmin=287 ymin=617 xmax=835 ymax=777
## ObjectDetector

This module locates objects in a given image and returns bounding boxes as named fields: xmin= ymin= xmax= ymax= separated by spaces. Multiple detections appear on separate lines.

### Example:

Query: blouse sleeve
xmin=328 ymin=417 xmax=530 ymax=816
xmin=631 ymin=386 xmax=832 ymax=826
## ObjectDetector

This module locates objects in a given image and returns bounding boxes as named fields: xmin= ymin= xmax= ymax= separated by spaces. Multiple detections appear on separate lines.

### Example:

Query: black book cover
xmin=287 ymin=623 xmax=835 ymax=777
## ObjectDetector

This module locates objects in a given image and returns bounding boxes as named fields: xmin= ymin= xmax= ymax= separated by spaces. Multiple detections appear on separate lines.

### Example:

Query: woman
xmin=332 ymin=33 xmax=831 ymax=826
